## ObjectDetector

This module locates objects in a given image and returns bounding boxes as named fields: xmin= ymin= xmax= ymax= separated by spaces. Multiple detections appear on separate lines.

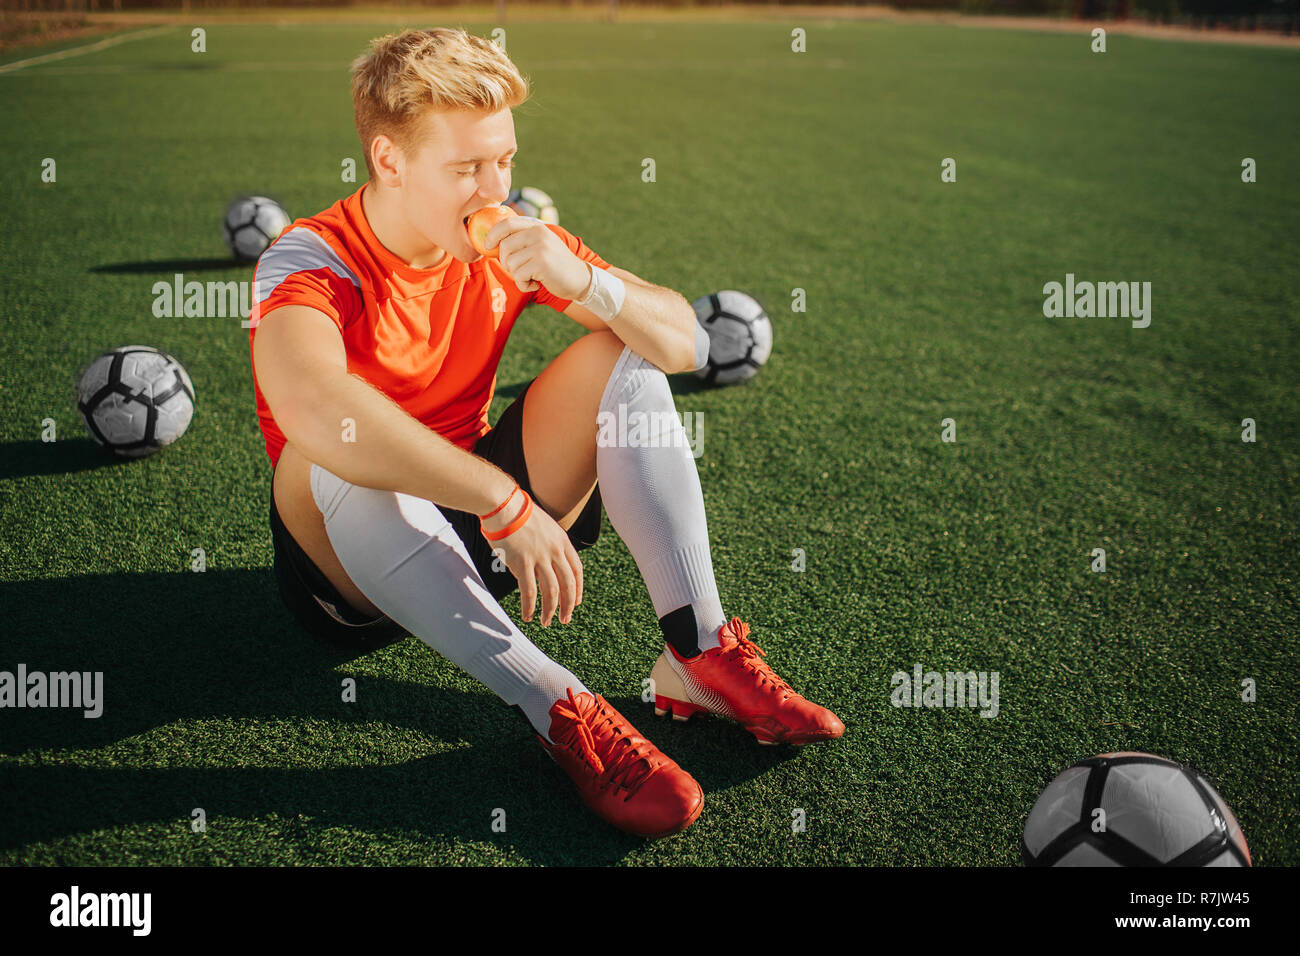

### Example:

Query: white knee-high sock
xmin=595 ymin=345 xmax=727 ymax=652
xmin=309 ymin=463 xmax=587 ymax=741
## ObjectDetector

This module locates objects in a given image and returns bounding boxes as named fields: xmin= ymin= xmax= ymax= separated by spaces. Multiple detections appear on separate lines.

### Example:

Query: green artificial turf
xmin=0 ymin=15 xmax=1296 ymax=866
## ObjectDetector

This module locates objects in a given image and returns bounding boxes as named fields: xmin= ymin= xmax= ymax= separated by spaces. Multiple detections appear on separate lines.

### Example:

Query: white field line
xmin=0 ymin=26 xmax=175 ymax=77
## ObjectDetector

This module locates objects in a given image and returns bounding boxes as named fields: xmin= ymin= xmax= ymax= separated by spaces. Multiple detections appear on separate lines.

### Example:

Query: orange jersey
xmin=248 ymin=184 xmax=610 ymax=467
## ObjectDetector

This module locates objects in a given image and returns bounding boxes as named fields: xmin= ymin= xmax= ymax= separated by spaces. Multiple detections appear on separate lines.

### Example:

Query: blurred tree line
xmin=3 ymin=0 xmax=1296 ymax=34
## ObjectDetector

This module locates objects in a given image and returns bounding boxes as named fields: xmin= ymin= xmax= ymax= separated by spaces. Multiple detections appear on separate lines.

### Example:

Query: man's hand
xmin=482 ymin=491 xmax=583 ymax=627
xmin=486 ymin=216 xmax=591 ymax=299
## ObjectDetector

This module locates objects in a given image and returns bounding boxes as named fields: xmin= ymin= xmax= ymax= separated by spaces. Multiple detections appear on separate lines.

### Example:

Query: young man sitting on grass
xmin=250 ymin=27 xmax=843 ymax=839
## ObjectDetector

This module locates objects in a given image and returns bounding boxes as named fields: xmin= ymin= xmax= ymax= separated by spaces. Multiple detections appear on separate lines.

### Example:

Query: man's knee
xmin=273 ymin=444 xmax=383 ymax=619
xmin=576 ymin=329 xmax=627 ymax=377
xmin=308 ymin=461 xmax=352 ymax=523
xmin=599 ymin=341 xmax=673 ymax=413
xmin=273 ymin=443 xmax=316 ymax=524
xmin=583 ymin=328 xmax=623 ymax=350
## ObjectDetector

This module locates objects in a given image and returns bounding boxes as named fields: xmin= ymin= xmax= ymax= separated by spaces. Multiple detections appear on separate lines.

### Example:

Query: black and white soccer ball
xmin=1022 ymin=752 xmax=1251 ymax=867
xmin=77 ymin=346 xmax=195 ymax=459
xmin=505 ymin=186 xmax=559 ymax=224
xmin=223 ymin=195 xmax=291 ymax=262
xmin=691 ymin=290 xmax=773 ymax=386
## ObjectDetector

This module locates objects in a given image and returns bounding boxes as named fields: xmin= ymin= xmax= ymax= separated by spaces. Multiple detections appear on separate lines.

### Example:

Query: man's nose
xmin=481 ymin=166 xmax=510 ymax=204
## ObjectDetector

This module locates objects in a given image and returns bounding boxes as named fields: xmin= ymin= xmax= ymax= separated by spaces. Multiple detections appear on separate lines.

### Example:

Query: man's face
xmin=397 ymin=107 xmax=516 ymax=263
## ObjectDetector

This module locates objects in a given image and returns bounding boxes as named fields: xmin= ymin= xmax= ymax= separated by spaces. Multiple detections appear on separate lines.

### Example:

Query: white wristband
xmin=575 ymin=262 xmax=626 ymax=324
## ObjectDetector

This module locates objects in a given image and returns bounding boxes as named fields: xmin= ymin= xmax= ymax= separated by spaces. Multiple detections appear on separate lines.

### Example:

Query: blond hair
xmin=350 ymin=28 xmax=530 ymax=178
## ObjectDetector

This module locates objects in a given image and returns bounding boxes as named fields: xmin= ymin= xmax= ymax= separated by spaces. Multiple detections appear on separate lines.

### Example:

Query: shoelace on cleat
xmin=718 ymin=618 xmax=795 ymax=699
xmin=552 ymin=688 xmax=655 ymax=796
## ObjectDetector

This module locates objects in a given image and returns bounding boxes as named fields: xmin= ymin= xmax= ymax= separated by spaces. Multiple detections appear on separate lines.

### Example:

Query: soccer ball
xmin=691 ymin=290 xmax=773 ymax=386
xmin=505 ymin=186 xmax=559 ymax=224
xmin=1022 ymin=752 xmax=1251 ymax=867
xmin=77 ymin=346 xmax=196 ymax=459
xmin=223 ymin=196 xmax=291 ymax=262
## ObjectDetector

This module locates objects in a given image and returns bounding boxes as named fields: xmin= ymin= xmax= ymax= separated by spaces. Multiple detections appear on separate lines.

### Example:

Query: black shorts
xmin=270 ymin=378 xmax=604 ymax=652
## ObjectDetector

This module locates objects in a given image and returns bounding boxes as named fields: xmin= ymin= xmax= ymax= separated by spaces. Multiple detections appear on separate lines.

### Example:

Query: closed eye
xmin=458 ymin=161 xmax=516 ymax=178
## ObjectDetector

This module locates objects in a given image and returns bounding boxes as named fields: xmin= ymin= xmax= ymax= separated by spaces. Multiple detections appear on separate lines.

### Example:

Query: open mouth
xmin=461 ymin=214 xmax=479 ymax=257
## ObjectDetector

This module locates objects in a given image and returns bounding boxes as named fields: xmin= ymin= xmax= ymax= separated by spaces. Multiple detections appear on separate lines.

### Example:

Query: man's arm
xmin=561 ymin=265 xmax=705 ymax=375
xmin=485 ymin=217 xmax=702 ymax=374
xmin=253 ymin=304 xmax=518 ymax=521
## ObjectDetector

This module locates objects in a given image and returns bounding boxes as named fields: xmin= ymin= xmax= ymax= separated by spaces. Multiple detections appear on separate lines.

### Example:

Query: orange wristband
xmin=479 ymin=483 xmax=520 ymax=521
xmin=481 ymin=491 xmax=533 ymax=542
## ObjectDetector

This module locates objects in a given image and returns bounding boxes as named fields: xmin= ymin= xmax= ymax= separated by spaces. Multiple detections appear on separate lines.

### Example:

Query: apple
xmin=466 ymin=204 xmax=518 ymax=258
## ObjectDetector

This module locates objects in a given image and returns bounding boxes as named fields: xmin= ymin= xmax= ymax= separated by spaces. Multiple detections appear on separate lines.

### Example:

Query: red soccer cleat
xmin=538 ymin=688 xmax=704 ymax=838
xmin=649 ymin=617 xmax=845 ymax=746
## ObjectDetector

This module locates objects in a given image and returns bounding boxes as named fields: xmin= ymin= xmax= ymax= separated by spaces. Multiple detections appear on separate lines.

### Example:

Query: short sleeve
xmin=531 ymin=223 xmax=613 ymax=312
xmin=251 ymin=227 xmax=362 ymax=331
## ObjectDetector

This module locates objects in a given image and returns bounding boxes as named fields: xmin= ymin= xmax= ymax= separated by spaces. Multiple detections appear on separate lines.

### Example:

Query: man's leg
xmin=522 ymin=331 xmax=726 ymax=658
xmin=273 ymin=441 xmax=587 ymax=740
xmin=525 ymin=332 xmax=843 ymax=745
xmin=275 ymin=435 xmax=704 ymax=837
xmin=274 ymin=442 xmax=383 ymax=618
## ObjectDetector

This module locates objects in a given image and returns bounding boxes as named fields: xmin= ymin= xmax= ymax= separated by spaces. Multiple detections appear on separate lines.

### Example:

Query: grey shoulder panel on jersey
xmin=253 ymin=228 xmax=360 ymax=303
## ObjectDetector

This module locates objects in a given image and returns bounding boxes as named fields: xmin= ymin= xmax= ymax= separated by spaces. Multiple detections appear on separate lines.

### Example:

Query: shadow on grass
xmin=90 ymin=257 xmax=244 ymax=275
xmin=493 ymin=380 xmax=528 ymax=402
xmin=0 ymin=568 xmax=785 ymax=864
xmin=668 ymin=372 xmax=736 ymax=396
xmin=0 ymin=438 xmax=124 ymax=481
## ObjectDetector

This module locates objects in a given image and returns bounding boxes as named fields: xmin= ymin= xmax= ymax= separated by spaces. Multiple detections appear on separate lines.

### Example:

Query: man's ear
xmin=370 ymin=134 xmax=403 ymax=188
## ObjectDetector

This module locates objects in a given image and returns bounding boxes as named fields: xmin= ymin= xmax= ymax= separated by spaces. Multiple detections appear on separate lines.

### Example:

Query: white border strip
xmin=0 ymin=25 xmax=175 ymax=76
